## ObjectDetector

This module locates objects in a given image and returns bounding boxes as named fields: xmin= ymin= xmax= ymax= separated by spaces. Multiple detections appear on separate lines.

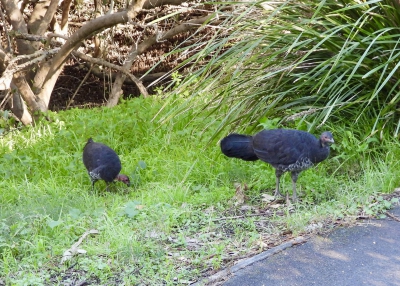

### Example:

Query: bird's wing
xmin=253 ymin=130 xmax=313 ymax=165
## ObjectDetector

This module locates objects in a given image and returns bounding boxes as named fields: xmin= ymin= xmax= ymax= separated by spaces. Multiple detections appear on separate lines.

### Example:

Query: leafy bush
xmin=165 ymin=0 xmax=400 ymax=139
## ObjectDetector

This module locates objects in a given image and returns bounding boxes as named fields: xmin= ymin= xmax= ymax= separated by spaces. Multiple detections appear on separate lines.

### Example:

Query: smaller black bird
xmin=82 ymin=138 xmax=130 ymax=190
xmin=220 ymin=129 xmax=334 ymax=202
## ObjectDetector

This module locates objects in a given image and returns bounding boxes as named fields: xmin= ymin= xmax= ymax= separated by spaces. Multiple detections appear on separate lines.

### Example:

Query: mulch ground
xmin=50 ymin=64 xmax=144 ymax=111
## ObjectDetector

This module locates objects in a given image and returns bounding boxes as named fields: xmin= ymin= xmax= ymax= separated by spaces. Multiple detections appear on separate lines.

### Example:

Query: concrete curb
xmin=192 ymin=236 xmax=307 ymax=285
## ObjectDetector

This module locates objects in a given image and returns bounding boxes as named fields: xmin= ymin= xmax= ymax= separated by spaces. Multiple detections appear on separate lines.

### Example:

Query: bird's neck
xmin=314 ymin=143 xmax=330 ymax=162
xmin=320 ymin=140 xmax=330 ymax=148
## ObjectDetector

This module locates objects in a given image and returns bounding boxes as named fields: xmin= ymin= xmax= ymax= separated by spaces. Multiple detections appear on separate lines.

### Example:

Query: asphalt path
xmin=222 ymin=206 xmax=400 ymax=286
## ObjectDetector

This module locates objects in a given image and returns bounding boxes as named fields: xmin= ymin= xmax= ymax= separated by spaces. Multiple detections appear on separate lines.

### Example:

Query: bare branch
xmin=43 ymin=12 xmax=130 ymax=84
xmin=13 ymin=31 xmax=69 ymax=43
xmin=107 ymin=0 xmax=114 ymax=15
xmin=1 ymin=0 xmax=27 ymax=32
xmin=42 ymin=7 xmax=143 ymax=82
xmin=386 ymin=211 xmax=400 ymax=222
xmin=0 ymin=47 xmax=7 ymax=73
xmin=60 ymin=229 xmax=99 ymax=264
xmin=1 ymin=0 xmax=35 ymax=55
xmin=161 ymin=15 xmax=215 ymax=40
xmin=0 ymin=89 xmax=12 ymax=109
xmin=0 ymin=68 xmax=14 ymax=90
xmin=60 ymin=0 xmax=73 ymax=31
xmin=143 ymin=0 xmax=186 ymax=9
xmin=90 ymin=66 xmax=170 ymax=83
xmin=126 ymin=0 xmax=146 ymax=17
xmin=0 ymin=48 xmax=6 ymax=62
xmin=14 ymin=49 xmax=59 ymax=67
xmin=0 ymin=48 xmax=59 ymax=90
xmin=37 ymin=0 xmax=147 ymax=107
xmin=66 ymin=64 xmax=94 ymax=109
xmin=136 ymin=14 xmax=216 ymax=57
xmin=72 ymin=50 xmax=148 ymax=96
xmin=107 ymin=14 xmax=215 ymax=106
xmin=35 ymin=61 xmax=65 ymax=111
xmin=0 ymin=3 xmax=12 ymax=53
xmin=28 ymin=0 xmax=50 ymax=34
xmin=0 ymin=49 xmax=12 ymax=90
xmin=36 ymin=0 xmax=60 ymax=35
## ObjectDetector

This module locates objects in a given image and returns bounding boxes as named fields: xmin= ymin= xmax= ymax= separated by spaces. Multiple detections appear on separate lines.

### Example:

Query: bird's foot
xmin=274 ymin=189 xmax=284 ymax=198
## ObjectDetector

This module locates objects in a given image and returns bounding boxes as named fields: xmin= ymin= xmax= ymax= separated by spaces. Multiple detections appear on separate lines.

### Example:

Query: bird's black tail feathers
xmin=220 ymin=134 xmax=259 ymax=161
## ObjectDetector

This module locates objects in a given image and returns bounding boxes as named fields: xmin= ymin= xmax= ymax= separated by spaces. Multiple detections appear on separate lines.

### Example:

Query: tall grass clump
xmin=163 ymin=0 xmax=400 ymax=140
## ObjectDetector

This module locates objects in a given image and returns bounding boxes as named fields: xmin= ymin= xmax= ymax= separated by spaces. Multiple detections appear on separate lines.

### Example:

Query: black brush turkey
xmin=220 ymin=129 xmax=334 ymax=201
xmin=83 ymin=138 xmax=130 ymax=190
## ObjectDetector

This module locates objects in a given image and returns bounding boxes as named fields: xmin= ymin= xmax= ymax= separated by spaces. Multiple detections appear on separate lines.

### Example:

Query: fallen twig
xmin=213 ymin=212 xmax=271 ymax=222
xmin=385 ymin=211 xmax=400 ymax=222
xmin=60 ymin=229 xmax=99 ymax=264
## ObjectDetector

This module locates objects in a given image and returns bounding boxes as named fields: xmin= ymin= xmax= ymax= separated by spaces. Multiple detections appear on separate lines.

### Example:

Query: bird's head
xmin=320 ymin=131 xmax=334 ymax=147
xmin=116 ymin=174 xmax=131 ymax=187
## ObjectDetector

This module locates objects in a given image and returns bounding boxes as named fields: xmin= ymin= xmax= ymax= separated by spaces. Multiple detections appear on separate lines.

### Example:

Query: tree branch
xmin=13 ymin=31 xmax=68 ymax=43
xmin=36 ymin=0 xmax=60 ymax=35
xmin=89 ymin=65 xmax=170 ymax=83
xmin=107 ymin=14 xmax=215 ymax=106
xmin=60 ymin=0 xmax=73 ymax=31
xmin=0 ymin=0 xmax=35 ymax=55
xmin=143 ymin=0 xmax=186 ymax=9
xmin=4 ymin=32 xmax=149 ymax=94
xmin=0 ymin=47 xmax=7 ymax=74
xmin=43 ymin=0 xmax=147 ymax=83
xmin=44 ymin=11 xmax=130 ymax=80
xmin=0 ymin=49 xmax=59 ymax=90
xmin=66 ymin=64 xmax=94 ymax=109
xmin=161 ymin=15 xmax=215 ymax=40
xmin=36 ymin=0 xmax=147 ymax=108
xmin=72 ymin=51 xmax=148 ymax=97
xmin=0 ymin=3 xmax=12 ymax=53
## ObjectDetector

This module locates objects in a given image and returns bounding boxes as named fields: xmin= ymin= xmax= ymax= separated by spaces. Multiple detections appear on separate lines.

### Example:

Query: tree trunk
xmin=13 ymin=73 xmax=47 ymax=113
xmin=36 ymin=0 xmax=147 ymax=108
xmin=8 ymin=86 xmax=33 ymax=125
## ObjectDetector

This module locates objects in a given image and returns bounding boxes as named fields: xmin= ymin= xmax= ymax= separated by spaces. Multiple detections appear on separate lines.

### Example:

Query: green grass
xmin=0 ymin=97 xmax=399 ymax=285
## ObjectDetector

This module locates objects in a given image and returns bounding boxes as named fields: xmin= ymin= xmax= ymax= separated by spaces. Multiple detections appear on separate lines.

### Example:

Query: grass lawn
xmin=0 ymin=97 xmax=399 ymax=285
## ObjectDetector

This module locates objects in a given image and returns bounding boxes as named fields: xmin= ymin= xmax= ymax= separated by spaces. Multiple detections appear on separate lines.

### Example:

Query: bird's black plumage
xmin=82 ymin=138 xmax=130 ymax=190
xmin=221 ymin=129 xmax=334 ymax=201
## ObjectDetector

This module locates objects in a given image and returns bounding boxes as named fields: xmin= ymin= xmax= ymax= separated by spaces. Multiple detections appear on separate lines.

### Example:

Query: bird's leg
xmin=290 ymin=171 xmax=300 ymax=202
xmin=274 ymin=169 xmax=284 ymax=197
